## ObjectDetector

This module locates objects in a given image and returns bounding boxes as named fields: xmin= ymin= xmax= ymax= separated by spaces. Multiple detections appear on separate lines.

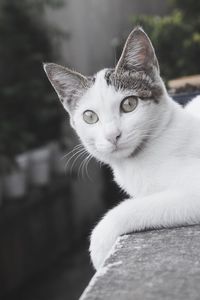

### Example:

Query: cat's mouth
xmin=89 ymin=138 xmax=146 ymax=160
xmin=91 ymin=143 xmax=131 ymax=160
xmin=106 ymin=144 xmax=135 ymax=159
xmin=102 ymin=137 xmax=148 ymax=159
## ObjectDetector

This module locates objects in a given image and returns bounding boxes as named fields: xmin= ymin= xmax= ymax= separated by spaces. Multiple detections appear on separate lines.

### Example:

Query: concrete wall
xmin=46 ymin=0 xmax=168 ymax=75
xmin=80 ymin=226 xmax=200 ymax=300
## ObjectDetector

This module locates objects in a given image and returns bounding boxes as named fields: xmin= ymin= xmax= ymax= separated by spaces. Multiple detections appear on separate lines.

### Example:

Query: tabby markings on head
xmin=104 ymin=68 xmax=162 ymax=103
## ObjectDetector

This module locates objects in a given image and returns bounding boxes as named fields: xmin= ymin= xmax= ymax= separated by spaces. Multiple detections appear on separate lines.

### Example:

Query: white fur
xmin=70 ymin=69 xmax=200 ymax=270
xmin=184 ymin=95 xmax=200 ymax=118
xmin=44 ymin=27 xmax=200 ymax=270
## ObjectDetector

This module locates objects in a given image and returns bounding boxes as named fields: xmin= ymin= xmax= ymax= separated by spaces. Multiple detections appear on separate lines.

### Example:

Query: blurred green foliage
xmin=130 ymin=0 xmax=200 ymax=81
xmin=0 ymin=0 xmax=65 ymax=159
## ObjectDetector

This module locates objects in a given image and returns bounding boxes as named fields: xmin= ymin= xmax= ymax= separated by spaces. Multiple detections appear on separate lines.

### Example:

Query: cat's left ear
xmin=43 ymin=63 xmax=88 ymax=114
xmin=115 ymin=27 xmax=159 ymax=75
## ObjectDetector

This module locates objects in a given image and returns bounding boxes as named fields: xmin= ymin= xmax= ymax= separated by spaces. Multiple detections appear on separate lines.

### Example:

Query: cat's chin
xmin=91 ymin=146 xmax=136 ymax=163
xmin=85 ymin=141 xmax=142 ymax=163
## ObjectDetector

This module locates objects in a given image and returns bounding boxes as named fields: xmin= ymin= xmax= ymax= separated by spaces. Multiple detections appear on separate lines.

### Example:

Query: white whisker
xmin=70 ymin=149 xmax=88 ymax=175
xmin=84 ymin=154 xmax=93 ymax=181
xmin=77 ymin=152 xmax=89 ymax=179
xmin=64 ymin=147 xmax=86 ymax=173
xmin=61 ymin=144 xmax=83 ymax=160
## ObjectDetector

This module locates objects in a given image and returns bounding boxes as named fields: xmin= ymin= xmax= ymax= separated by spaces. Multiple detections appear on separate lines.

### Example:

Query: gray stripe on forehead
xmin=105 ymin=69 xmax=114 ymax=85
xmin=104 ymin=68 xmax=163 ymax=102
xmin=87 ymin=75 xmax=96 ymax=84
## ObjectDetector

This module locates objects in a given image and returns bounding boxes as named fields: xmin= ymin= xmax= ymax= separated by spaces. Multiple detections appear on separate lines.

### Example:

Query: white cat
xmin=44 ymin=27 xmax=200 ymax=270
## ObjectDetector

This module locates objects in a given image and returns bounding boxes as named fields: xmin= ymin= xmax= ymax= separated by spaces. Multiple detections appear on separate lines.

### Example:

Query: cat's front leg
xmin=89 ymin=212 xmax=120 ymax=270
xmin=90 ymin=190 xmax=200 ymax=270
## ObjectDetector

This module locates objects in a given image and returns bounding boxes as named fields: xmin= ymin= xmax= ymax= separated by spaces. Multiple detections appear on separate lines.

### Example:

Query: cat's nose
xmin=106 ymin=131 xmax=121 ymax=144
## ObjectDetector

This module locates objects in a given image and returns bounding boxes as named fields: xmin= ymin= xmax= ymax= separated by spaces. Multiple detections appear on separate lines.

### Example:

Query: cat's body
xmin=44 ymin=27 xmax=200 ymax=270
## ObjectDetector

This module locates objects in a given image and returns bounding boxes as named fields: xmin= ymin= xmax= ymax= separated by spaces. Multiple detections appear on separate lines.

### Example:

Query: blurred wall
xmin=46 ymin=0 xmax=168 ymax=74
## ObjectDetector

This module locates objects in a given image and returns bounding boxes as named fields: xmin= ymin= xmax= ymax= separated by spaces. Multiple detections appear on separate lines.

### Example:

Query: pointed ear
xmin=43 ymin=63 xmax=89 ymax=113
xmin=115 ymin=27 xmax=159 ymax=75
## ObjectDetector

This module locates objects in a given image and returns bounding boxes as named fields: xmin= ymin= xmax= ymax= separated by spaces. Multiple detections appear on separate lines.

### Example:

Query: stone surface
xmin=80 ymin=225 xmax=200 ymax=300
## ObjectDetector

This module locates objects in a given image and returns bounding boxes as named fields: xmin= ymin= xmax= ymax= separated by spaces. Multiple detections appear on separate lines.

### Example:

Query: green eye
xmin=121 ymin=96 xmax=138 ymax=113
xmin=83 ymin=110 xmax=99 ymax=124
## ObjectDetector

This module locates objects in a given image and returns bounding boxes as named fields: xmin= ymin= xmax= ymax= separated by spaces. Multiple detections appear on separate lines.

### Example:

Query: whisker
xmin=78 ymin=156 xmax=87 ymax=180
xmin=64 ymin=148 xmax=86 ymax=173
xmin=84 ymin=154 xmax=93 ymax=181
xmin=70 ymin=149 xmax=88 ymax=175
xmin=77 ymin=151 xmax=89 ymax=179
xmin=61 ymin=144 xmax=83 ymax=160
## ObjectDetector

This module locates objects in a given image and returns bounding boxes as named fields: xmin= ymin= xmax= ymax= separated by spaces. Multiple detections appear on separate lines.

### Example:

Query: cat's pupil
xmin=83 ymin=110 xmax=99 ymax=124
xmin=121 ymin=96 xmax=138 ymax=113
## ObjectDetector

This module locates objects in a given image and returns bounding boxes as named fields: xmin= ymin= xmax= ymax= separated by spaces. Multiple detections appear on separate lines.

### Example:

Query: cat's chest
xmin=112 ymin=158 xmax=168 ymax=198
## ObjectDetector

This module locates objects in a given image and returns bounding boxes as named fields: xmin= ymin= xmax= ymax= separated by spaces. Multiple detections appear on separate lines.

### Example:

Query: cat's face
xmin=71 ymin=69 xmax=164 ymax=162
xmin=44 ymin=27 xmax=166 ymax=163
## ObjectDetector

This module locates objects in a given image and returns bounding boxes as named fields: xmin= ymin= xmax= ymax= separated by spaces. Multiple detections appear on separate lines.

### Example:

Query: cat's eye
xmin=83 ymin=110 xmax=99 ymax=124
xmin=121 ymin=96 xmax=138 ymax=113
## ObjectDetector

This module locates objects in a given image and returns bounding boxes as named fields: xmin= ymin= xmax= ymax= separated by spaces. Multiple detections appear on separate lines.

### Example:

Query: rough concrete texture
xmin=80 ymin=225 xmax=200 ymax=300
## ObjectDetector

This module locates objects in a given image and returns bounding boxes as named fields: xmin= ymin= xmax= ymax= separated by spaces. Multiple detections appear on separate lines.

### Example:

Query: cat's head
xmin=44 ymin=27 xmax=167 ymax=163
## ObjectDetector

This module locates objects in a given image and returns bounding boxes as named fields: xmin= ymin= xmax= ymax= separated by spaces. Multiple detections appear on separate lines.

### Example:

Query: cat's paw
xmin=89 ymin=216 xmax=118 ymax=270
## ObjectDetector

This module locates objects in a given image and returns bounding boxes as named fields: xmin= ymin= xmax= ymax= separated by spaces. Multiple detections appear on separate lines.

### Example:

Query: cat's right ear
xmin=43 ymin=63 xmax=88 ymax=114
xmin=115 ymin=27 xmax=159 ymax=75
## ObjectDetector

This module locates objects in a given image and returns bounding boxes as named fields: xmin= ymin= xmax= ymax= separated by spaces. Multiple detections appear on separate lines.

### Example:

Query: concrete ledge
xmin=80 ymin=225 xmax=200 ymax=300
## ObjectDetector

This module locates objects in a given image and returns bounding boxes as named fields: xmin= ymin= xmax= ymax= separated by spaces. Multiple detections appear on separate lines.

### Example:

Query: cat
xmin=44 ymin=27 xmax=200 ymax=270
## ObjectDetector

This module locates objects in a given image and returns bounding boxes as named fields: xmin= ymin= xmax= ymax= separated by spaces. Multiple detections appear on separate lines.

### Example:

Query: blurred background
xmin=0 ymin=0 xmax=200 ymax=299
